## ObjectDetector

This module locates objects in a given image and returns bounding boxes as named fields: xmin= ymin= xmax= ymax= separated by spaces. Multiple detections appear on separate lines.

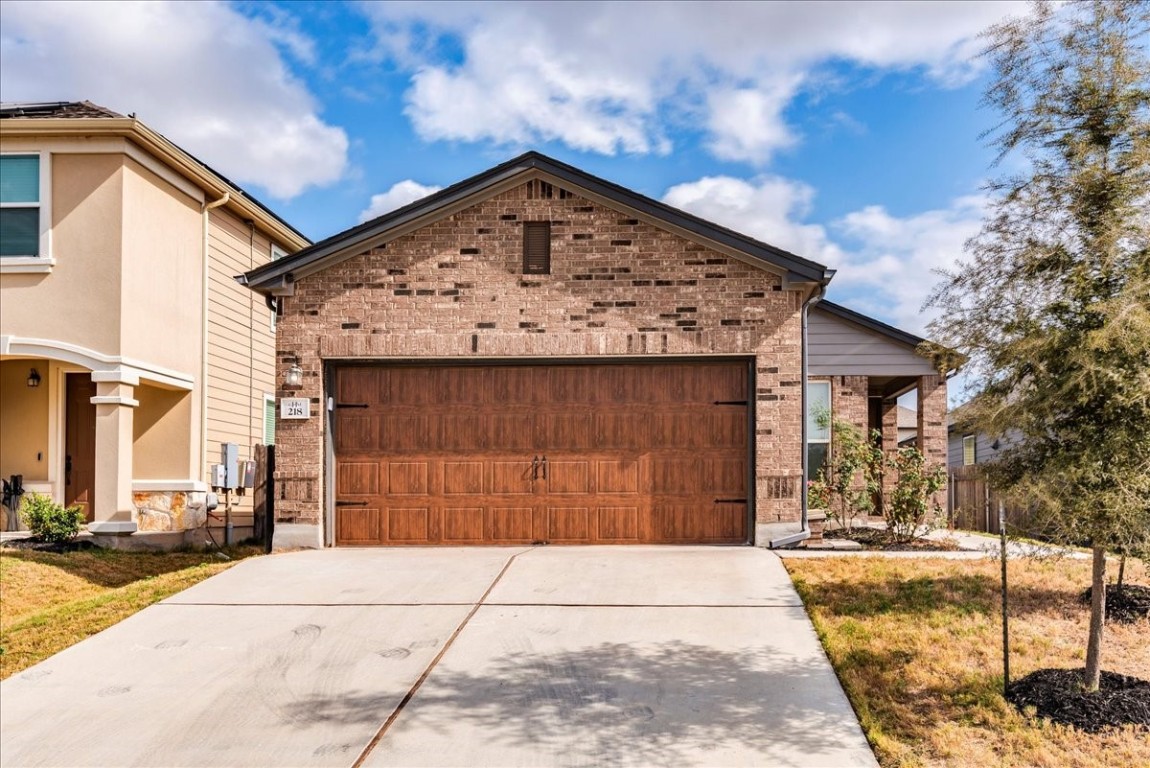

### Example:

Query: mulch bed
xmin=0 ymin=537 xmax=97 ymax=553
xmin=1079 ymin=583 xmax=1150 ymax=624
xmin=823 ymin=526 xmax=961 ymax=551
xmin=1006 ymin=668 xmax=1150 ymax=732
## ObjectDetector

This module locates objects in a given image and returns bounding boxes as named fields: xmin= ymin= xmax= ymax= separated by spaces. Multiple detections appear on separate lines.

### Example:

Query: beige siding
xmin=204 ymin=208 xmax=277 ymax=524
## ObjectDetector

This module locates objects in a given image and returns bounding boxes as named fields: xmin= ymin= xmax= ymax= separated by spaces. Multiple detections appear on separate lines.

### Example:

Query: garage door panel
xmin=489 ymin=507 xmax=535 ymax=542
xmin=388 ymin=462 xmax=429 ymax=495
xmin=490 ymin=414 xmax=536 ymax=450
xmin=596 ymin=413 xmax=651 ymax=449
xmin=540 ymin=413 xmax=595 ymax=450
xmin=336 ymin=415 xmax=377 ymax=454
xmin=598 ymin=506 xmax=639 ymax=540
xmin=597 ymin=460 xmax=639 ymax=494
xmin=548 ymin=507 xmax=590 ymax=541
xmin=337 ymin=463 xmax=379 ymax=496
xmin=491 ymin=461 xmax=534 ymax=495
xmin=546 ymin=460 xmax=591 ymax=494
xmin=378 ymin=415 xmax=430 ymax=452
xmin=443 ymin=462 xmax=484 ymax=495
xmin=337 ymin=507 xmax=381 ymax=544
xmin=443 ymin=507 xmax=485 ymax=541
xmin=438 ymin=414 xmax=489 ymax=451
xmin=337 ymin=367 xmax=382 ymax=405
xmin=335 ymin=361 xmax=750 ymax=546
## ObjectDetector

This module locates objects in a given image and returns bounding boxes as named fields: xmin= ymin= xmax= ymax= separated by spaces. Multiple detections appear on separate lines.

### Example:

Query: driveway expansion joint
xmin=350 ymin=546 xmax=533 ymax=768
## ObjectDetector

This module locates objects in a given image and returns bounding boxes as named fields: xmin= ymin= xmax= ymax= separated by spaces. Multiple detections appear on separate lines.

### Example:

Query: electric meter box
xmin=210 ymin=464 xmax=227 ymax=489
xmin=220 ymin=443 xmax=239 ymax=488
xmin=241 ymin=460 xmax=256 ymax=489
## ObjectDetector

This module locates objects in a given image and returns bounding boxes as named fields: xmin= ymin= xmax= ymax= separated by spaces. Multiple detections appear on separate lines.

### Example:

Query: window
xmin=806 ymin=381 xmax=832 ymax=480
xmin=263 ymin=394 xmax=276 ymax=445
xmin=523 ymin=221 xmax=551 ymax=274
xmin=0 ymin=154 xmax=46 ymax=259
xmin=962 ymin=434 xmax=976 ymax=466
xmin=269 ymin=244 xmax=286 ymax=331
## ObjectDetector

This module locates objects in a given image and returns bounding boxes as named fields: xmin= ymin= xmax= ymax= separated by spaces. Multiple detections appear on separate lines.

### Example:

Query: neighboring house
xmin=240 ymin=152 xmax=953 ymax=549
xmin=946 ymin=407 xmax=1016 ymax=468
xmin=0 ymin=101 xmax=308 ymax=541
xmin=898 ymin=405 xmax=918 ymax=447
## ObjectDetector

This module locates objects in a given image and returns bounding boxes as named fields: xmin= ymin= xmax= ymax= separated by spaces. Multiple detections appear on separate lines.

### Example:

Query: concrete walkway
xmin=0 ymin=546 xmax=876 ymax=768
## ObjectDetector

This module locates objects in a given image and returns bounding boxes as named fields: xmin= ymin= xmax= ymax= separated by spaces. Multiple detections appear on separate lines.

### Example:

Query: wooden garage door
xmin=333 ymin=361 xmax=749 ymax=545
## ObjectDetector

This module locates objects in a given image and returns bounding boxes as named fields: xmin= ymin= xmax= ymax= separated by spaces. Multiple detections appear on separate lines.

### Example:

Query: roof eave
xmin=0 ymin=117 xmax=310 ymax=251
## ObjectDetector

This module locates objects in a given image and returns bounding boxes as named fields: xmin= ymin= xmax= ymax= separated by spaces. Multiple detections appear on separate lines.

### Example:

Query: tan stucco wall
xmin=120 ymin=157 xmax=202 ymax=374
xmin=0 ymin=360 xmax=50 ymax=482
xmin=133 ymin=384 xmax=193 ymax=480
xmin=0 ymin=153 xmax=123 ymax=354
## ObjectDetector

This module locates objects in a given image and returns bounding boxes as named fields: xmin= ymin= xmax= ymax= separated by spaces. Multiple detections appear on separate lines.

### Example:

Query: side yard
xmin=0 ymin=546 xmax=259 ymax=680
xmin=784 ymin=556 xmax=1149 ymax=768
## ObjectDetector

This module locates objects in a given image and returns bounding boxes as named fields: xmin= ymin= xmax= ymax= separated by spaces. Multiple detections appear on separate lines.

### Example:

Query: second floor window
xmin=0 ymin=154 xmax=41 ymax=257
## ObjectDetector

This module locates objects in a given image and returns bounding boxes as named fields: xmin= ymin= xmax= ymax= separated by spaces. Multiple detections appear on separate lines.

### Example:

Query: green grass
xmin=784 ymin=556 xmax=1149 ymax=768
xmin=0 ymin=546 xmax=259 ymax=679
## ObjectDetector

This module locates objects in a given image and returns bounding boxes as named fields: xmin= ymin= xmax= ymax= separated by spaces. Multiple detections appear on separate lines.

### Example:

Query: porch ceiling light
xmin=27 ymin=368 xmax=41 ymax=388
xmin=284 ymin=364 xmax=304 ymax=388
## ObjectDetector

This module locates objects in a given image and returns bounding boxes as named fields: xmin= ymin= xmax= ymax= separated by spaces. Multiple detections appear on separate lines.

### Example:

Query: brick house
xmin=239 ymin=152 xmax=950 ymax=549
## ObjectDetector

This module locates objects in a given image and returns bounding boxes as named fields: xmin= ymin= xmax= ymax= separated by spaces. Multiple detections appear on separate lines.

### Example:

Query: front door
xmin=65 ymin=374 xmax=97 ymax=522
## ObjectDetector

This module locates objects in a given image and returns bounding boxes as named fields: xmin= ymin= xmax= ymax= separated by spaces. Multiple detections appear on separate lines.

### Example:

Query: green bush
xmin=20 ymin=492 xmax=85 ymax=543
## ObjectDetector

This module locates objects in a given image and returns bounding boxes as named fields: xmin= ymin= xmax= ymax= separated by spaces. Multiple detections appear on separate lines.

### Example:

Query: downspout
xmin=200 ymin=192 xmax=230 ymax=478
xmin=770 ymin=282 xmax=827 ymax=548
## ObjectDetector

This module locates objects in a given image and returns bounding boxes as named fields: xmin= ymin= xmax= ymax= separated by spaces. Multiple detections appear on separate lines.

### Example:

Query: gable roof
xmin=238 ymin=151 xmax=834 ymax=295
xmin=0 ymin=100 xmax=309 ymax=251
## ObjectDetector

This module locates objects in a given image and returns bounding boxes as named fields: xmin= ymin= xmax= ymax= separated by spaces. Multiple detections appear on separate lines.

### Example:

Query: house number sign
xmin=280 ymin=398 xmax=311 ymax=419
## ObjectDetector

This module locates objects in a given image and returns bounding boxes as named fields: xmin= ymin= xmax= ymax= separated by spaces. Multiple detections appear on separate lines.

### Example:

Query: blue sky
xmin=1 ymin=0 xmax=1026 ymax=342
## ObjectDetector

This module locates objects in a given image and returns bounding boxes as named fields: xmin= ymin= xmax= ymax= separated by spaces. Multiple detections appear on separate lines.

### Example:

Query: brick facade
xmin=274 ymin=180 xmax=806 ymax=536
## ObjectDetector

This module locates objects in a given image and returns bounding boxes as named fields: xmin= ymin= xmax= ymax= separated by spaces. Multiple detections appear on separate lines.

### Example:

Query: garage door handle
xmin=335 ymin=403 xmax=369 ymax=409
xmin=713 ymin=400 xmax=748 ymax=406
xmin=336 ymin=500 xmax=369 ymax=507
xmin=714 ymin=498 xmax=747 ymax=504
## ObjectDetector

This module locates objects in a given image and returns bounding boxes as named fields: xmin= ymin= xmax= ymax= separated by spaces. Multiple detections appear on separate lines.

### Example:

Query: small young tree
xmin=883 ymin=447 xmax=947 ymax=544
xmin=816 ymin=414 xmax=883 ymax=531
xmin=928 ymin=0 xmax=1150 ymax=692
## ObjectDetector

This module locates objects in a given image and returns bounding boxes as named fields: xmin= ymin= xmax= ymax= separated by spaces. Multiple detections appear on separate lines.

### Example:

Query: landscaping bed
xmin=1080 ymin=583 xmax=1150 ymax=624
xmin=785 ymin=556 xmax=1149 ymax=768
xmin=822 ymin=525 xmax=962 ymax=551
xmin=0 ymin=545 xmax=259 ymax=680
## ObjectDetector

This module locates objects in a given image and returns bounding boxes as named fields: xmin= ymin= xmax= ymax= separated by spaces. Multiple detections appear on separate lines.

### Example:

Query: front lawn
xmin=0 ymin=546 xmax=259 ymax=680
xmin=784 ymin=556 xmax=1149 ymax=768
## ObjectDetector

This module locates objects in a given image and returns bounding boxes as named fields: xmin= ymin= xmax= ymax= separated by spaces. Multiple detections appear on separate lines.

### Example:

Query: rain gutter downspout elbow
xmin=200 ymin=192 xmax=230 ymax=477
xmin=770 ymin=282 xmax=827 ymax=549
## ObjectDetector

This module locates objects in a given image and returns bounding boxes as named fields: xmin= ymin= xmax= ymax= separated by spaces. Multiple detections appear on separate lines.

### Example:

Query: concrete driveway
xmin=1 ymin=547 xmax=876 ymax=768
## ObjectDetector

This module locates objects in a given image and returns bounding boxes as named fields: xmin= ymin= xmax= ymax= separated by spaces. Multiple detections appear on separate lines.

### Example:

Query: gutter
xmin=770 ymin=282 xmax=827 ymax=549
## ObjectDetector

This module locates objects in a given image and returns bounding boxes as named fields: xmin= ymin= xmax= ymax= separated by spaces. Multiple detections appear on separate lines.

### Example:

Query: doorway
xmin=65 ymin=374 xmax=97 ymax=522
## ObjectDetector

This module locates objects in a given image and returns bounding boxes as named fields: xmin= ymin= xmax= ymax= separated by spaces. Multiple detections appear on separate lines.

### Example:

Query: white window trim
xmin=269 ymin=244 xmax=286 ymax=331
xmin=807 ymin=380 xmax=832 ymax=447
xmin=0 ymin=151 xmax=53 ymax=272
xmin=962 ymin=434 xmax=976 ymax=466
xmin=263 ymin=393 xmax=276 ymax=445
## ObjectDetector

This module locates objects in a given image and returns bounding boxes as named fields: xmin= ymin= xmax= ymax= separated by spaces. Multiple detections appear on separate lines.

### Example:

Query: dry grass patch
xmin=0 ymin=547 xmax=259 ymax=680
xmin=785 ymin=556 xmax=1149 ymax=768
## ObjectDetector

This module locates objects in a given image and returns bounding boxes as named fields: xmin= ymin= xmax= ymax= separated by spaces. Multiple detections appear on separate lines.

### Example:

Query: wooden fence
xmin=948 ymin=464 xmax=1039 ymax=536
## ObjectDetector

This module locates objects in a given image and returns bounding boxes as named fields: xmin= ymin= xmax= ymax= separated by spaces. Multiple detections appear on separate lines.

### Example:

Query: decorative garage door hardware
xmin=332 ymin=361 xmax=750 ymax=546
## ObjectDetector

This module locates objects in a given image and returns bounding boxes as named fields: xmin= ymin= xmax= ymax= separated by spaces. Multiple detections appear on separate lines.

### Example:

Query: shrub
xmin=884 ymin=447 xmax=947 ymax=543
xmin=20 ymin=493 xmax=86 ymax=543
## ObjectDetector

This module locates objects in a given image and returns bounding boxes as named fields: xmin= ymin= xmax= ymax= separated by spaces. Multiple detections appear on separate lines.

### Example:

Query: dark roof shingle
xmin=0 ymin=100 xmax=124 ymax=119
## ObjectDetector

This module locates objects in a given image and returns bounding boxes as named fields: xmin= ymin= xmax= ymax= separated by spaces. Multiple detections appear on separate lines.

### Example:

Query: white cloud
xmin=362 ymin=1 xmax=1025 ymax=163
xmin=358 ymin=180 xmax=443 ymax=223
xmin=0 ymin=0 xmax=348 ymax=199
xmin=662 ymin=175 xmax=987 ymax=334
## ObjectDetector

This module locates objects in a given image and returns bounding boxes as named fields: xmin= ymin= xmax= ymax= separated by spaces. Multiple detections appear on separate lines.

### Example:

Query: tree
xmin=927 ymin=0 xmax=1150 ymax=693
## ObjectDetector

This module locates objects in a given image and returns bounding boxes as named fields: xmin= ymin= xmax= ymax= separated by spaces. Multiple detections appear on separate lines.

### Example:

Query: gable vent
xmin=527 ymin=179 xmax=572 ymax=199
xmin=523 ymin=221 xmax=551 ymax=275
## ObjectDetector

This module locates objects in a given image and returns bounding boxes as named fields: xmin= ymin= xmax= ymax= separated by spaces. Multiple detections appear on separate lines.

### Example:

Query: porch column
xmin=879 ymin=398 xmax=899 ymax=514
xmin=88 ymin=372 xmax=139 ymax=535
xmin=917 ymin=374 xmax=948 ymax=514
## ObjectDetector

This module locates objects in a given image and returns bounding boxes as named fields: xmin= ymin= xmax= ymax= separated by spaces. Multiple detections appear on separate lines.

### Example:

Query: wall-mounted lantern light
xmin=27 ymin=368 xmax=41 ymax=388
xmin=284 ymin=364 xmax=304 ymax=388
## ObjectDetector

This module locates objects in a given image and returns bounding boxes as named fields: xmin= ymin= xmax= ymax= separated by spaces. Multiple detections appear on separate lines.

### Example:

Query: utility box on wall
xmin=221 ymin=443 xmax=239 ymax=489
